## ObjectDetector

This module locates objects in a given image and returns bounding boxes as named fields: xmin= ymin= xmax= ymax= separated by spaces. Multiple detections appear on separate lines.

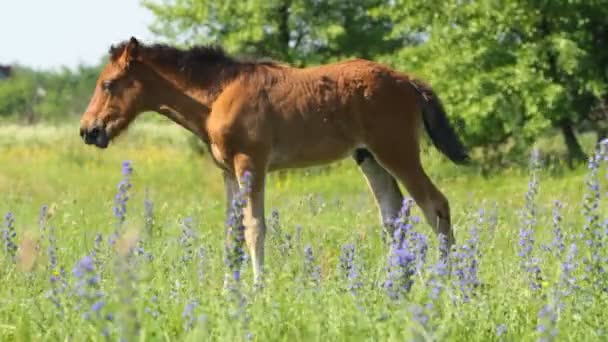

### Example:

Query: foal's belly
xmin=268 ymin=130 xmax=360 ymax=171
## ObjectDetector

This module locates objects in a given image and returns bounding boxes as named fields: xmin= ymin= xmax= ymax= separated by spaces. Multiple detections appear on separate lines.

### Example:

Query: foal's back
xmin=229 ymin=59 xmax=422 ymax=170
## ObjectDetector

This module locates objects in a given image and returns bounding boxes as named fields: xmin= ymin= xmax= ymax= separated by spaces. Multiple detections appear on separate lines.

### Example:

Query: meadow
xmin=0 ymin=122 xmax=607 ymax=341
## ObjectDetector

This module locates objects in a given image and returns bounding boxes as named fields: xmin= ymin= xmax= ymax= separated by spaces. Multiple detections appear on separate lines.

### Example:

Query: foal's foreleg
xmin=354 ymin=148 xmax=403 ymax=231
xmin=233 ymin=154 xmax=267 ymax=285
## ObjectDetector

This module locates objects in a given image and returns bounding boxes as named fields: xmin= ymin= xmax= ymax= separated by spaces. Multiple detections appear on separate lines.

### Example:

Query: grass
xmin=0 ymin=123 xmax=607 ymax=341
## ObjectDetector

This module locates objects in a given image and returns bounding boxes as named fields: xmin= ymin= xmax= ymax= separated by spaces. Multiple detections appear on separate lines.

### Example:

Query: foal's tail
xmin=410 ymin=79 xmax=470 ymax=165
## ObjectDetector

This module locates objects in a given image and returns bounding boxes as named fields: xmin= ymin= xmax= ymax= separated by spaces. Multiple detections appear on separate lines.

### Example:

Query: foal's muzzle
xmin=80 ymin=125 xmax=109 ymax=148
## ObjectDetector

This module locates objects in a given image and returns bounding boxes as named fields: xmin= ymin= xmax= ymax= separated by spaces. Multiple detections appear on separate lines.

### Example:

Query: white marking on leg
xmin=239 ymin=174 xmax=266 ymax=285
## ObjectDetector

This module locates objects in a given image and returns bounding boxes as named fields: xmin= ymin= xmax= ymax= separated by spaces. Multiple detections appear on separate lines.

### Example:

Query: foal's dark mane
xmin=109 ymin=41 xmax=280 ymax=83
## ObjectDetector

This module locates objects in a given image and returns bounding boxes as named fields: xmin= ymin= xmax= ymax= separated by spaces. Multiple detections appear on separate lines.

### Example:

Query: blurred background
xmin=1 ymin=0 xmax=607 ymax=171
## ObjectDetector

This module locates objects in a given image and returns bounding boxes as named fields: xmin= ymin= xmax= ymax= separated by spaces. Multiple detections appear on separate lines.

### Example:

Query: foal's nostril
xmin=83 ymin=126 xmax=101 ymax=144
xmin=79 ymin=128 xmax=85 ymax=139
xmin=90 ymin=126 xmax=100 ymax=138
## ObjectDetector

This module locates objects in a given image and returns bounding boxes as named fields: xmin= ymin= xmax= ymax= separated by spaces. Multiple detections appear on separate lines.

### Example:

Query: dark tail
xmin=410 ymin=80 xmax=470 ymax=165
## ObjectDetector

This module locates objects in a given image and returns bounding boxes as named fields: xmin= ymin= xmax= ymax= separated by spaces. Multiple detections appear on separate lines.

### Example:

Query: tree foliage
xmin=142 ymin=0 xmax=400 ymax=65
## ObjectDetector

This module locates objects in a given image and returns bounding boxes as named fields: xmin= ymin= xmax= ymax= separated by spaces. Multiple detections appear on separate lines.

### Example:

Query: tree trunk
xmin=560 ymin=120 xmax=587 ymax=167
xmin=277 ymin=1 xmax=291 ymax=60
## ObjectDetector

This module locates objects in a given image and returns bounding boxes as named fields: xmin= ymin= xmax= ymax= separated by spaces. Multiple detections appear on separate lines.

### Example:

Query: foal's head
xmin=79 ymin=37 xmax=151 ymax=148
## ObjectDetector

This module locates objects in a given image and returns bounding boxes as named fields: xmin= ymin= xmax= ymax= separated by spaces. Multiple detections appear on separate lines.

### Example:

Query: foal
xmin=79 ymin=37 xmax=469 ymax=283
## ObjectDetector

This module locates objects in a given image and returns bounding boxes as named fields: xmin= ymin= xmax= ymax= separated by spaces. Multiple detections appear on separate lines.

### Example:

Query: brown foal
xmin=79 ymin=37 xmax=469 ymax=283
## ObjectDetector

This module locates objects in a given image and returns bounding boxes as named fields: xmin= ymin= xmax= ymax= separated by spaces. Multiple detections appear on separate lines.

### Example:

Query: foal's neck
xmin=147 ymin=61 xmax=242 ymax=142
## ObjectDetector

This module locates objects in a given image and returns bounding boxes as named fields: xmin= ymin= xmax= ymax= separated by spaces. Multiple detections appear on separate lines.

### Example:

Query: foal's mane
xmin=109 ymin=41 xmax=280 ymax=82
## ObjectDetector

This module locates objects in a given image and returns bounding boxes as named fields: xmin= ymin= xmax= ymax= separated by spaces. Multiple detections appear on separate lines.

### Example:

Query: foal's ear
xmin=120 ymin=36 xmax=140 ymax=66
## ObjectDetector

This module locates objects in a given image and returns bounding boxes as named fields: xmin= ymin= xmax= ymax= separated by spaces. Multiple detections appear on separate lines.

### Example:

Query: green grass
xmin=0 ymin=124 xmax=606 ymax=341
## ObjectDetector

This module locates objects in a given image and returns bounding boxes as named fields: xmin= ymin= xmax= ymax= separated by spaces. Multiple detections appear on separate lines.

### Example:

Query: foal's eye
xmin=102 ymin=80 xmax=113 ymax=92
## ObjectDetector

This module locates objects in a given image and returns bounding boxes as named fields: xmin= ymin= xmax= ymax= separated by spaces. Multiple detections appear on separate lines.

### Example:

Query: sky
xmin=0 ymin=0 xmax=155 ymax=70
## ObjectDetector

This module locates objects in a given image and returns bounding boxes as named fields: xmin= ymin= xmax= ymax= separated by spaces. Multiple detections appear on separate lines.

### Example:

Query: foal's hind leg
xmin=353 ymin=148 xmax=403 ymax=229
xmin=370 ymin=145 xmax=456 ymax=247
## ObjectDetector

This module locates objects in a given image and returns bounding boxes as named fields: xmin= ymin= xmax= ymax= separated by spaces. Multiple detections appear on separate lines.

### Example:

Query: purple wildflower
xmin=581 ymin=143 xmax=607 ymax=289
xmin=424 ymin=233 xmax=450 ymax=316
xmin=179 ymin=217 xmax=196 ymax=263
xmin=384 ymin=198 xmax=428 ymax=300
xmin=519 ymin=149 xmax=543 ymax=291
xmin=409 ymin=304 xmax=430 ymax=328
xmin=37 ymin=204 xmax=48 ymax=252
xmin=46 ymin=223 xmax=68 ymax=314
xmin=143 ymin=188 xmax=155 ymax=237
xmin=385 ymin=226 xmax=415 ymax=299
xmin=183 ymin=300 xmax=203 ymax=332
xmin=559 ymin=243 xmax=579 ymax=297
xmin=3 ymin=212 xmax=17 ymax=260
xmin=450 ymin=225 xmax=481 ymax=303
xmin=496 ymin=323 xmax=507 ymax=338
xmin=72 ymin=255 xmax=106 ymax=324
xmin=224 ymin=171 xmax=252 ymax=286
xmin=303 ymin=245 xmax=321 ymax=285
xmin=537 ymin=243 xmax=579 ymax=341
xmin=144 ymin=295 xmax=160 ymax=319
xmin=134 ymin=239 xmax=153 ymax=263
xmin=537 ymin=302 xmax=559 ymax=342
xmin=280 ymin=232 xmax=293 ymax=255
xmin=91 ymin=233 xmax=105 ymax=270
xmin=295 ymin=224 xmax=302 ymax=243
xmin=269 ymin=209 xmax=282 ymax=242
xmin=197 ymin=247 xmax=205 ymax=285
xmin=110 ymin=161 xmax=133 ymax=245
xmin=543 ymin=200 xmax=565 ymax=258
xmin=339 ymin=243 xmax=361 ymax=293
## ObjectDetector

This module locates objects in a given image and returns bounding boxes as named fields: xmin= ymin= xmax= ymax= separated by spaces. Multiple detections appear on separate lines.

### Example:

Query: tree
xmin=141 ymin=0 xmax=400 ymax=65
xmin=380 ymin=0 xmax=608 ymax=165
xmin=0 ymin=66 xmax=38 ymax=122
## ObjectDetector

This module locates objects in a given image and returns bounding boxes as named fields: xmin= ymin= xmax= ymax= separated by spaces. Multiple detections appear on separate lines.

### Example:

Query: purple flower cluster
xmin=110 ymin=161 xmax=133 ymax=245
xmin=536 ymin=242 xmax=580 ymax=340
xmin=339 ymin=243 xmax=361 ymax=293
xmin=143 ymin=188 xmax=155 ymax=237
xmin=182 ymin=300 xmax=206 ymax=332
xmin=72 ymin=255 xmax=108 ymax=323
xmin=559 ymin=243 xmax=579 ymax=297
xmin=46 ymin=223 xmax=68 ymax=313
xmin=384 ymin=198 xmax=428 ymax=300
xmin=179 ymin=217 xmax=196 ymax=264
xmin=269 ymin=209 xmax=298 ymax=256
xmin=428 ymin=234 xmax=449 ymax=301
xmin=496 ymin=323 xmax=507 ymax=339
xmin=542 ymin=200 xmax=565 ymax=258
xmin=519 ymin=149 xmax=543 ymax=291
xmin=114 ymin=161 xmax=133 ymax=224
xmin=37 ymin=204 xmax=48 ymax=252
xmin=224 ymin=171 xmax=252 ymax=284
xmin=144 ymin=295 xmax=160 ymax=318
xmin=197 ymin=247 xmax=205 ymax=285
xmin=2 ymin=212 xmax=17 ymax=261
xmin=303 ymin=245 xmax=321 ymax=285
xmin=581 ymin=144 xmax=607 ymax=289
xmin=450 ymin=225 xmax=480 ymax=303
xmin=269 ymin=209 xmax=282 ymax=242
xmin=537 ymin=302 xmax=559 ymax=342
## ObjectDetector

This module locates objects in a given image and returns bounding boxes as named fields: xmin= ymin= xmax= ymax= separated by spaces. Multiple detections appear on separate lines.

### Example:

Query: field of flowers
xmin=1 ymin=124 xmax=607 ymax=341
